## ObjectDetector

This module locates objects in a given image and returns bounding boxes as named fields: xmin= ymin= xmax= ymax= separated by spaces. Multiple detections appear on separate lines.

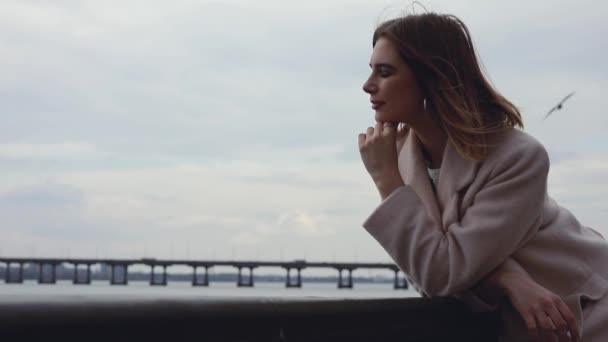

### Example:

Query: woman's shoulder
xmin=485 ymin=128 xmax=550 ymax=168
xmin=497 ymin=128 xmax=544 ymax=150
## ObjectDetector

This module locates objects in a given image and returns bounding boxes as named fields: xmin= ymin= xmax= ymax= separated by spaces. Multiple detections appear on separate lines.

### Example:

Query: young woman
xmin=358 ymin=12 xmax=608 ymax=342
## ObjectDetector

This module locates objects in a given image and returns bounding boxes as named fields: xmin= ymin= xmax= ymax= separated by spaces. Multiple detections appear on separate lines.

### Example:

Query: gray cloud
xmin=0 ymin=182 xmax=119 ymax=241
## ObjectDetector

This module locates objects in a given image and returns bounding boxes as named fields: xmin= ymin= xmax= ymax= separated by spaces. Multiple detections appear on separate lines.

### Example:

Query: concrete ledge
xmin=0 ymin=296 xmax=499 ymax=341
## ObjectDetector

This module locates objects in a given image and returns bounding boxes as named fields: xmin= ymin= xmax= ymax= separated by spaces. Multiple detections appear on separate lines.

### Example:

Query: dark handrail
xmin=0 ymin=295 xmax=499 ymax=341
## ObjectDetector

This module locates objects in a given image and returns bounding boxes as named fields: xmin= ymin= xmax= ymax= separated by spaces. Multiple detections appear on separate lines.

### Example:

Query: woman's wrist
xmin=494 ymin=271 xmax=526 ymax=299
xmin=475 ymin=266 xmax=528 ymax=305
xmin=372 ymin=170 xmax=404 ymax=200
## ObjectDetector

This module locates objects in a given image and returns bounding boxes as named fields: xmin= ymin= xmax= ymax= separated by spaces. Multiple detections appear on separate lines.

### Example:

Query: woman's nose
xmin=362 ymin=78 xmax=377 ymax=94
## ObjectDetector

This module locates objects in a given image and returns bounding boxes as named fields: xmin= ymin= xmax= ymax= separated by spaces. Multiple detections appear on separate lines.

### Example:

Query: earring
xmin=423 ymin=98 xmax=427 ymax=111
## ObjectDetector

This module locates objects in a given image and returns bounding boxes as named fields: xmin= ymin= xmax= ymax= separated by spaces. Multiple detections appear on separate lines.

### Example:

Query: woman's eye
xmin=377 ymin=69 xmax=392 ymax=78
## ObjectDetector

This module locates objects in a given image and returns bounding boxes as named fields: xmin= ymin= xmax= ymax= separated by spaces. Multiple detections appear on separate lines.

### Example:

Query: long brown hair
xmin=373 ymin=12 xmax=523 ymax=160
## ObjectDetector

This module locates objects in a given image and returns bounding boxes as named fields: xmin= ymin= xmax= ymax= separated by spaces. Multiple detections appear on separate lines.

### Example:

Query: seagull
xmin=543 ymin=91 xmax=575 ymax=120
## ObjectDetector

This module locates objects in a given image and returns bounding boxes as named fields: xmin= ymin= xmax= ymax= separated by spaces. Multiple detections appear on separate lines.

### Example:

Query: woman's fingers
xmin=374 ymin=122 xmax=383 ymax=138
xmin=557 ymin=300 xmax=581 ymax=342
xmin=526 ymin=297 xmax=580 ymax=342
xmin=545 ymin=305 xmax=571 ymax=342
xmin=523 ymin=312 xmax=541 ymax=342
xmin=536 ymin=312 xmax=558 ymax=342
xmin=361 ymin=123 xmax=397 ymax=147
xmin=358 ymin=133 xmax=366 ymax=149
xmin=382 ymin=122 xmax=397 ymax=136
xmin=366 ymin=126 xmax=374 ymax=137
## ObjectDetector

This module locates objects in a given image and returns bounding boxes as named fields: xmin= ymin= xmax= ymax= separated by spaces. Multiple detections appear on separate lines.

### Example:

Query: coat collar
xmin=397 ymin=129 xmax=480 ymax=228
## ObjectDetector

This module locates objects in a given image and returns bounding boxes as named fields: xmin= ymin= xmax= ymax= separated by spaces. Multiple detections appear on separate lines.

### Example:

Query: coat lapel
xmin=398 ymin=130 xmax=480 ymax=231
xmin=398 ymin=131 xmax=442 ymax=227
xmin=436 ymin=140 xmax=480 ymax=211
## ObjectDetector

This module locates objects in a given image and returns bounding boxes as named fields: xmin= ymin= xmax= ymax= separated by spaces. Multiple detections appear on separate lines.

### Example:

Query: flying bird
xmin=543 ymin=91 xmax=575 ymax=120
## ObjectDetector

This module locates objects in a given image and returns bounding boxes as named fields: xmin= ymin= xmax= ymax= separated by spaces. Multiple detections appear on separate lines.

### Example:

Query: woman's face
xmin=362 ymin=37 xmax=424 ymax=126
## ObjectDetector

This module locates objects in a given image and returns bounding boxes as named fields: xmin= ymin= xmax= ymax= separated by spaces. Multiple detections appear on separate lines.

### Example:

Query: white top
xmin=427 ymin=167 xmax=440 ymax=187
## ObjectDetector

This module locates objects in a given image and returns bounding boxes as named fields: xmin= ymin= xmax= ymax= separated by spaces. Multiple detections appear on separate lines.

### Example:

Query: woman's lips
xmin=372 ymin=102 xmax=385 ymax=110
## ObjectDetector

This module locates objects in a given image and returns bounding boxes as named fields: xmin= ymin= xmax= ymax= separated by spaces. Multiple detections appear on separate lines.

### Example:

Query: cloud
xmin=546 ymin=148 xmax=582 ymax=166
xmin=548 ymin=152 xmax=608 ymax=235
xmin=0 ymin=182 xmax=118 ymax=243
xmin=0 ymin=182 xmax=83 ymax=208
xmin=0 ymin=142 xmax=98 ymax=160
xmin=248 ymin=210 xmax=335 ymax=238
xmin=277 ymin=210 xmax=334 ymax=237
xmin=230 ymin=232 xmax=264 ymax=246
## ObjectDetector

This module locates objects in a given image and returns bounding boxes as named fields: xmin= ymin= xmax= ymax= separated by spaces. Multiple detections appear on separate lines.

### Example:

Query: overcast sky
xmin=1 ymin=0 xmax=607 ymax=266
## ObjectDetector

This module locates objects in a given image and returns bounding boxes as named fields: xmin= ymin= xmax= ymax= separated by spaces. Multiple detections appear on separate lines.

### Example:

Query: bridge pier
xmin=37 ymin=262 xmax=57 ymax=284
xmin=337 ymin=268 xmax=353 ymax=289
xmin=4 ymin=262 xmax=24 ymax=284
xmin=237 ymin=266 xmax=254 ymax=287
xmin=285 ymin=268 xmax=302 ymax=288
xmin=393 ymin=270 xmax=408 ymax=290
xmin=192 ymin=266 xmax=210 ymax=286
xmin=72 ymin=264 xmax=92 ymax=285
xmin=150 ymin=265 xmax=168 ymax=286
xmin=109 ymin=263 xmax=129 ymax=285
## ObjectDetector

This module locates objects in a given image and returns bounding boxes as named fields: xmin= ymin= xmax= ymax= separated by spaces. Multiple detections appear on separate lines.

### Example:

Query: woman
xmin=358 ymin=12 xmax=608 ymax=342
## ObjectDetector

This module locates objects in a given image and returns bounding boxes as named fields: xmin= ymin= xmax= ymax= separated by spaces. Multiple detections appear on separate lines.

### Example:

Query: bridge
xmin=0 ymin=257 xmax=409 ymax=289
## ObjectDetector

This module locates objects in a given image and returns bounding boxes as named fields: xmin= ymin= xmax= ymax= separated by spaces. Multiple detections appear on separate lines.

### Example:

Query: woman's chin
xmin=374 ymin=112 xmax=392 ymax=123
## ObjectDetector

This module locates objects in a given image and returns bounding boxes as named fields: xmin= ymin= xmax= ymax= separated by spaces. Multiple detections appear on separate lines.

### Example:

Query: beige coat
xmin=363 ymin=128 xmax=608 ymax=341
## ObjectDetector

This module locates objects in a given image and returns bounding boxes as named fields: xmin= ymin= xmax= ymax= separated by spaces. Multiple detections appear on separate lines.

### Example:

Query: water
xmin=0 ymin=280 xmax=420 ymax=301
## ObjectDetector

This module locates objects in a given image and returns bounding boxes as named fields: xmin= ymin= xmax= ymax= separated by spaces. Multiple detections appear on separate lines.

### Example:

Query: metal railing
xmin=0 ymin=295 xmax=499 ymax=341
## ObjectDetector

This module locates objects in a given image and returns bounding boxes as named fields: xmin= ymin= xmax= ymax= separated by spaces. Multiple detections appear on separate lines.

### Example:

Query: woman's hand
xmin=502 ymin=272 xmax=581 ymax=342
xmin=358 ymin=122 xmax=404 ymax=200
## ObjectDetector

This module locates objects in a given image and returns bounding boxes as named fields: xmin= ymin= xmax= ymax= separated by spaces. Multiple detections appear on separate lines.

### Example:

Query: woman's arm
xmin=476 ymin=260 xmax=581 ymax=342
xmin=362 ymin=138 xmax=548 ymax=296
xmin=474 ymin=259 xmax=524 ymax=306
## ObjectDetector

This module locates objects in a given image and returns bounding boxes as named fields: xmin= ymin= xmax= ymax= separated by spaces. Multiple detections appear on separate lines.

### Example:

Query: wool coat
xmin=363 ymin=127 xmax=608 ymax=341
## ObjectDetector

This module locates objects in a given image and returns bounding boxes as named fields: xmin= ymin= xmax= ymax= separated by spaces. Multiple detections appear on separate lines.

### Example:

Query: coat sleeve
xmin=363 ymin=142 xmax=549 ymax=296
xmin=463 ymin=258 xmax=530 ymax=312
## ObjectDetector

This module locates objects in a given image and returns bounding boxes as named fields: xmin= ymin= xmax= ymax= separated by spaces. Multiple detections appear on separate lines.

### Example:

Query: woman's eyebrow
xmin=369 ymin=63 xmax=397 ymax=70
